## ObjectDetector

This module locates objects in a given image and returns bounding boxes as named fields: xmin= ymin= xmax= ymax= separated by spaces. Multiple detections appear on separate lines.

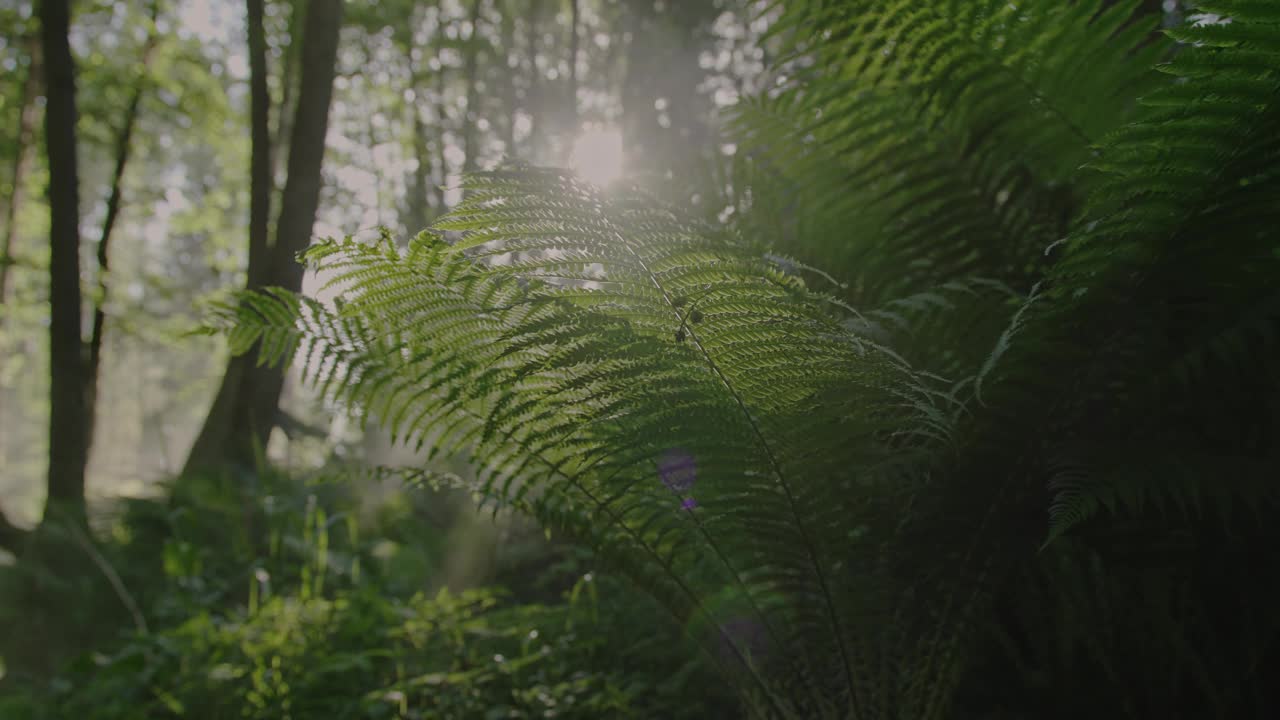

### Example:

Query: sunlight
xmin=569 ymin=126 xmax=625 ymax=186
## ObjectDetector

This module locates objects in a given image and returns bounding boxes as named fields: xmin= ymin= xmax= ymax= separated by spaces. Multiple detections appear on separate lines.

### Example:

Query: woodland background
xmin=0 ymin=2 xmax=802 ymax=715
xmin=3 ymin=0 xmax=1279 ymax=718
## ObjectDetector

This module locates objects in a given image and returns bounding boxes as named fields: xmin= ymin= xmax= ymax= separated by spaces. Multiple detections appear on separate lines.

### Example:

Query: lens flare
xmin=569 ymin=126 xmax=625 ymax=186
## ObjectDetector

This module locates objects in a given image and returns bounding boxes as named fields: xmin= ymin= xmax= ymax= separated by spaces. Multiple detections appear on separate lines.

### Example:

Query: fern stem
xmin=444 ymin=401 xmax=796 ymax=717
xmin=598 ymin=206 xmax=863 ymax=714
xmin=524 ymin=442 xmax=795 ymax=717
xmin=573 ymin=440 xmax=823 ymax=707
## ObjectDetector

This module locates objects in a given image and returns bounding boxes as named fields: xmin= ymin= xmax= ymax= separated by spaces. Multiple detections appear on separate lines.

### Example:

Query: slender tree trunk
xmin=499 ymin=6 xmax=517 ymax=156
xmin=183 ymin=0 xmax=274 ymax=474
xmin=41 ymin=0 xmax=88 ymax=525
xmin=406 ymin=60 xmax=432 ymax=232
xmin=433 ymin=66 xmax=448 ymax=210
xmin=565 ymin=0 xmax=580 ymax=144
xmin=185 ymin=0 xmax=344 ymax=473
xmin=364 ymin=44 xmax=386 ymax=228
xmin=85 ymin=0 xmax=161 ymax=451
xmin=618 ymin=3 xmax=646 ymax=170
xmin=410 ymin=108 xmax=432 ymax=228
xmin=268 ymin=0 xmax=342 ymax=290
xmin=461 ymin=0 xmax=483 ymax=175
xmin=395 ymin=2 xmax=435 ymax=229
xmin=0 ymin=35 xmax=41 ymax=308
xmin=523 ymin=0 xmax=543 ymax=156
xmin=242 ymin=0 xmax=343 ymax=452
xmin=272 ymin=0 xmax=302 ymax=185
xmin=246 ymin=0 xmax=273 ymax=289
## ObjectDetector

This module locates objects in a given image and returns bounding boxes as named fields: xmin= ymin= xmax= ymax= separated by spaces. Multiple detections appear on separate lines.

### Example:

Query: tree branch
xmin=85 ymin=0 xmax=161 ymax=452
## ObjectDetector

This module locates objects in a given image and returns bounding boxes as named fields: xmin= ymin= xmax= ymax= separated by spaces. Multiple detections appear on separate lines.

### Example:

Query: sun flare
xmin=569 ymin=126 xmax=625 ymax=186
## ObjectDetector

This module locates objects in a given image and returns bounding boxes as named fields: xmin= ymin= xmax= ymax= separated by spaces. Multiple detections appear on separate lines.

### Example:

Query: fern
xmin=210 ymin=1 xmax=1280 ymax=716
xmin=732 ymin=0 xmax=1169 ymax=305
xmin=996 ymin=0 xmax=1280 ymax=552
xmin=212 ymin=170 xmax=963 ymax=716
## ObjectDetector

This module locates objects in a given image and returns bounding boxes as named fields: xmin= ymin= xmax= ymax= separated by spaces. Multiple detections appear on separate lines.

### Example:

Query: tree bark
xmin=461 ymin=0 xmax=484 ymax=175
xmin=0 ymin=35 xmax=41 ymax=308
xmin=406 ymin=57 xmax=433 ymax=232
xmin=523 ymin=0 xmax=543 ymax=155
xmin=0 ymin=504 xmax=29 ymax=554
xmin=565 ymin=0 xmax=580 ymax=144
xmin=246 ymin=0 xmax=273 ymax=290
xmin=182 ymin=0 xmax=275 ymax=475
xmin=272 ymin=0 xmax=303 ymax=185
xmin=41 ymin=0 xmax=88 ymax=525
xmin=85 ymin=0 xmax=161 ymax=452
xmin=500 ymin=7 xmax=517 ymax=156
xmin=185 ymin=0 xmax=344 ymax=473
xmin=242 ymin=0 xmax=344 ymax=453
xmin=433 ymin=65 xmax=448 ymax=210
xmin=268 ymin=0 xmax=342 ymax=290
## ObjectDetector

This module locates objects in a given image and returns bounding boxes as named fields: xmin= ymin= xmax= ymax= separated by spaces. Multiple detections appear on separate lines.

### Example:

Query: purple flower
xmin=681 ymin=497 xmax=698 ymax=510
xmin=658 ymin=449 xmax=696 ymax=493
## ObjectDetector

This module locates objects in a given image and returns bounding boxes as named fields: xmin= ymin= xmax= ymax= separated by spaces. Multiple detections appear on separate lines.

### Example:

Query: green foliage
xmin=211 ymin=1 xmax=1280 ymax=717
xmin=1006 ymin=0 xmax=1280 ymax=549
xmin=212 ymin=170 xmax=955 ymax=716
xmin=0 ymin=469 xmax=731 ymax=719
xmin=10 ymin=585 xmax=709 ymax=720
xmin=732 ymin=0 xmax=1169 ymax=304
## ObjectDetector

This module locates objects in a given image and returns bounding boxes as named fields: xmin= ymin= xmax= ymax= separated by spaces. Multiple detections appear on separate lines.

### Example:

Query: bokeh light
xmin=569 ymin=126 xmax=625 ymax=186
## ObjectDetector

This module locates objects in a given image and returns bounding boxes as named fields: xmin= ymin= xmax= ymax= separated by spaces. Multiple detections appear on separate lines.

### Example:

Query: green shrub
xmin=1 ymin=470 xmax=733 ymax=718
xmin=17 ymin=583 xmax=722 ymax=719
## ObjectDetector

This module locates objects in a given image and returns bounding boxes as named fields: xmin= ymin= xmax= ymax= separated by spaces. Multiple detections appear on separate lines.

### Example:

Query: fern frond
xmin=977 ymin=1 xmax=1280 ymax=550
xmin=1043 ymin=454 xmax=1277 ymax=547
xmin=204 ymin=3 xmax=1280 ymax=716
xmin=770 ymin=0 xmax=1166 ymax=171
xmin=1052 ymin=1 xmax=1280 ymax=299
xmin=732 ymin=1 xmax=1168 ymax=305
xmin=214 ymin=169 xmax=958 ymax=716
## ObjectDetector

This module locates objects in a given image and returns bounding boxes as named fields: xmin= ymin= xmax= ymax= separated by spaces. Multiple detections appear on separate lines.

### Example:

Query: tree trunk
xmin=85 ymin=0 xmax=161 ymax=452
xmin=406 ymin=59 xmax=432 ymax=232
xmin=0 ymin=35 xmax=41 ymax=309
xmin=184 ymin=0 xmax=344 ymax=474
xmin=183 ymin=0 xmax=273 ymax=474
xmin=364 ymin=42 xmax=387 ymax=228
xmin=243 ymin=0 xmax=344 ymax=453
xmin=499 ymin=6 xmax=517 ymax=157
xmin=41 ymin=0 xmax=88 ymax=525
xmin=565 ymin=0 xmax=580 ymax=146
xmin=268 ymin=0 xmax=342 ymax=289
xmin=433 ymin=66 xmax=448 ymax=211
xmin=246 ymin=0 xmax=274 ymax=290
xmin=461 ymin=0 xmax=484 ymax=175
xmin=272 ymin=0 xmax=303 ymax=185
xmin=523 ymin=0 xmax=543 ymax=156
xmin=0 ymin=505 xmax=29 ymax=554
